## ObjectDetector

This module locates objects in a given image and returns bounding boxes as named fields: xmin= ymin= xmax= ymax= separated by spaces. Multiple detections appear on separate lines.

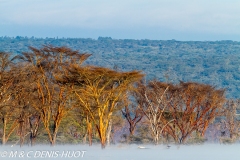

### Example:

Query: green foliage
xmin=0 ymin=37 xmax=239 ymax=98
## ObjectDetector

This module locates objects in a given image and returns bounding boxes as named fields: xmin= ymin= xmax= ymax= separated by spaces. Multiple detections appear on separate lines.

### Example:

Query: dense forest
xmin=1 ymin=36 xmax=240 ymax=98
xmin=0 ymin=37 xmax=240 ymax=148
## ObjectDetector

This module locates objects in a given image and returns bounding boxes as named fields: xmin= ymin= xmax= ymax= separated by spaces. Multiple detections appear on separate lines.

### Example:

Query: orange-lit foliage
xmin=15 ymin=46 xmax=90 ymax=145
xmin=64 ymin=65 xmax=144 ymax=148
xmin=136 ymin=80 xmax=225 ymax=144
xmin=159 ymin=81 xmax=225 ymax=143
xmin=0 ymin=52 xmax=19 ymax=145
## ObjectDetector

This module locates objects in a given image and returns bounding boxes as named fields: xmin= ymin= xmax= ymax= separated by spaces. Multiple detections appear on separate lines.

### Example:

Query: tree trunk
xmin=96 ymin=125 xmax=106 ymax=149
xmin=101 ymin=140 xmax=106 ymax=149
xmin=129 ymin=122 xmax=135 ymax=136
xmin=51 ymin=129 xmax=58 ymax=146
xmin=29 ymin=116 xmax=40 ymax=146
xmin=19 ymin=117 xmax=25 ymax=147
xmin=96 ymin=115 xmax=107 ymax=149
xmin=106 ymin=119 xmax=112 ymax=146
xmin=153 ymin=131 xmax=159 ymax=145
xmin=2 ymin=118 xmax=6 ymax=145
xmin=48 ymin=117 xmax=61 ymax=146
xmin=50 ymin=139 xmax=55 ymax=146
xmin=86 ymin=116 xmax=92 ymax=146
xmin=82 ymin=133 xmax=87 ymax=144
xmin=30 ymin=135 xmax=36 ymax=146
xmin=201 ymin=121 xmax=209 ymax=137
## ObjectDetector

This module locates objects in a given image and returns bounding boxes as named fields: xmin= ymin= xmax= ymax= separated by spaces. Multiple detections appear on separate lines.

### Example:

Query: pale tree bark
xmin=86 ymin=116 xmax=92 ymax=146
xmin=106 ymin=119 xmax=112 ymax=146
xmin=70 ymin=66 xmax=143 ymax=149
xmin=140 ymin=85 xmax=172 ymax=145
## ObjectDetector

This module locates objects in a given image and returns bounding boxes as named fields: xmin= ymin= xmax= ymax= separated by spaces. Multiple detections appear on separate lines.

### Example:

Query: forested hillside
xmin=0 ymin=42 xmax=239 ymax=147
xmin=1 ymin=36 xmax=240 ymax=98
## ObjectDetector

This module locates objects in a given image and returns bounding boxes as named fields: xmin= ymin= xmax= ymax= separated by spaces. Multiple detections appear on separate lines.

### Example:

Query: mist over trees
xmin=0 ymin=38 xmax=240 ymax=148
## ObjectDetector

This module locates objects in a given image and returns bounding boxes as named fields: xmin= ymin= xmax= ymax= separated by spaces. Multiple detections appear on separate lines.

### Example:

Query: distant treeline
xmin=1 ymin=36 xmax=240 ymax=98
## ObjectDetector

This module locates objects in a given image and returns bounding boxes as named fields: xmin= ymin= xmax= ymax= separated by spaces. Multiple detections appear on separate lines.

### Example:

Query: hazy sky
xmin=1 ymin=0 xmax=240 ymax=40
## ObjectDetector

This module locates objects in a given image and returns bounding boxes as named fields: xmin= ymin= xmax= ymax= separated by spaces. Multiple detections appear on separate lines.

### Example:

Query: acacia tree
xmin=135 ymin=81 xmax=174 ymax=145
xmin=136 ymin=81 xmax=225 ymax=144
xmin=0 ymin=52 xmax=20 ymax=145
xmin=16 ymin=46 xmax=90 ymax=145
xmin=64 ymin=65 xmax=143 ymax=148
xmin=221 ymin=99 xmax=240 ymax=142
xmin=121 ymin=104 xmax=144 ymax=136
xmin=0 ymin=53 xmax=36 ymax=146
xmin=158 ymin=81 xmax=225 ymax=144
xmin=11 ymin=66 xmax=32 ymax=147
xmin=10 ymin=63 xmax=45 ymax=147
